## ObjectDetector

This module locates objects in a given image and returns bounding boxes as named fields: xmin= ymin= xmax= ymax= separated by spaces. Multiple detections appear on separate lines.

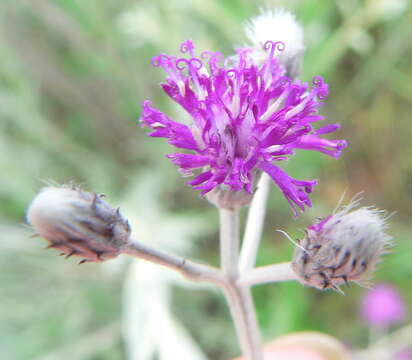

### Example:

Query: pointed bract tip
xmin=291 ymin=197 xmax=392 ymax=291
xmin=27 ymin=184 xmax=132 ymax=263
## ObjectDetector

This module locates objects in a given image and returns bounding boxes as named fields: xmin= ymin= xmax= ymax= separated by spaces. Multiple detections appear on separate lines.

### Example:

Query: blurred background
xmin=1 ymin=0 xmax=411 ymax=359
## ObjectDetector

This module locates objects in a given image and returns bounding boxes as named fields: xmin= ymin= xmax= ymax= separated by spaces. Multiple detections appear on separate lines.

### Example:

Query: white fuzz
xmin=27 ymin=186 xmax=84 ymax=241
xmin=244 ymin=8 xmax=304 ymax=73
xmin=323 ymin=207 xmax=392 ymax=254
xmin=292 ymin=198 xmax=392 ymax=291
xmin=27 ymin=185 xmax=131 ymax=262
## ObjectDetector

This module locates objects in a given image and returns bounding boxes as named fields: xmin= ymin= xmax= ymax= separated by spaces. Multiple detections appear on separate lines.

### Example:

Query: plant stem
xmin=224 ymin=285 xmax=263 ymax=360
xmin=239 ymin=262 xmax=297 ymax=287
xmin=219 ymin=208 xmax=263 ymax=360
xmin=239 ymin=173 xmax=271 ymax=273
xmin=123 ymin=239 xmax=227 ymax=286
xmin=124 ymin=207 xmax=266 ymax=360
xmin=219 ymin=208 xmax=240 ymax=275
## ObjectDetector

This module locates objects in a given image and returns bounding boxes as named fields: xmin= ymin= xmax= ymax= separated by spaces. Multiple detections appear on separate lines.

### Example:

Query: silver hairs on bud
xmin=244 ymin=8 xmax=305 ymax=77
xmin=292 ymin=199 xmax=392 ymax=291
xmin=27 ymin=184 xmax=131 ymax=263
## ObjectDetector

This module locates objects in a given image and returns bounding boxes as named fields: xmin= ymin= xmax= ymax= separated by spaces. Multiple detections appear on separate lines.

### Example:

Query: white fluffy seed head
xmin=292 ymin=198 xmax=393 ymax=291
xmin=244 ymin=8 xmax=305 ymax=76
xmin=27 ymin=184 xmax=131 ymax=263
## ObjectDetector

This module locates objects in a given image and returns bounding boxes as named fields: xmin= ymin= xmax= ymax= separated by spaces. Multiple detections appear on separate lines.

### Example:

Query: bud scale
xmin=27 ymin=185 xmax=131 ymax=263
xmin=292 ymin=200 xmax=392 ymax=291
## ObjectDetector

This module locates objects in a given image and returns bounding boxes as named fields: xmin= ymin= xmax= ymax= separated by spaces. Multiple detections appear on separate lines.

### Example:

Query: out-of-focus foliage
xmin=0 ymin=0 xmax=411 ymax=359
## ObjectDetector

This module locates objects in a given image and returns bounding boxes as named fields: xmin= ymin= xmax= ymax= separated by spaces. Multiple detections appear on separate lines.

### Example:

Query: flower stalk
xmin=219 ymin=207 xmax=263 ymax=360
xmin=239 ymin=173 xmax=271 ymax=273
xmin=219 ymin=208 xmax=240 ymax=275
xmin=124 ymin=207 xmax=267 ymax=360
xmin=123 ymin=240 xmax=227 ymax=286
xmin=239 ymin=262 xmax=297 ymax=287
xmin=223 ymin=286 xmax=263 ymax=360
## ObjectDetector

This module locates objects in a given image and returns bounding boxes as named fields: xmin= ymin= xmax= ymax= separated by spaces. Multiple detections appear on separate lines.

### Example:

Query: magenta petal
xmin=140 ymin=101 xmax=199 ymax=151
xmin=167 ymin=153 xmax=210 ymax=169
xmin=294 ymin=135 xmax=347 ymax=158
xmin=308 ymin=215 xmax=332 ymax=232
xmin=259 ymin=161 xmax=317 ymax=216
xmin=140 ymin=40 xmax=346 ymax=212
xmin=313 ymin=123 xmax=341 ymax=135
xmin=187 ymin=171 xmax=213 ymax=186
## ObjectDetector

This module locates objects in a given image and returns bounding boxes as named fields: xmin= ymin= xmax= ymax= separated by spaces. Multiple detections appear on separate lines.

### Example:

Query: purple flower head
xmin=361 ymin=283 xmax=407 ymax=327
xmin=140 ymin=40 xmax=346 ymax=214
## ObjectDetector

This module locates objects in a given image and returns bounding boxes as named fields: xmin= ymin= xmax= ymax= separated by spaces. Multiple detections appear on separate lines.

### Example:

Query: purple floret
xmin=140 ymin=39 xmax=346 ymax=215
xmin=361 ymin=283 xmax=407 ymax=327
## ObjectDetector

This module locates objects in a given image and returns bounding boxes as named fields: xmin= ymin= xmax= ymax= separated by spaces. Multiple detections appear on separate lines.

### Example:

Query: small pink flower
xmin=361 ymin=283 xmax=407 ymax=327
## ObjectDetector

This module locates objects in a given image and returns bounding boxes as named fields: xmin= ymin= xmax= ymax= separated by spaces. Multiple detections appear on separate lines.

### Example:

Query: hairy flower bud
xmin=291 ymin=199 xmax=392 ymax=291
xmin=27 ymin=185 xmax=131 ymax=263
xmin=245 ymin=8 xmax=304 ymax=77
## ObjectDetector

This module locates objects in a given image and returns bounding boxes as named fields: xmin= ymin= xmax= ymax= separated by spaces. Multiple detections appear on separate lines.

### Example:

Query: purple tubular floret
xmin=139 ymin=40 xmax=346 ymax=215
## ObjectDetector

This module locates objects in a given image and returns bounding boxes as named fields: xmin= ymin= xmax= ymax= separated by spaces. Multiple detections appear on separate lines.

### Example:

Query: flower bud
xmin=291 ymin=200 xmax=392 ymax=291
xmin=27 ymin=185 xmax=131 ymax=263
xmin=245 ymin=8 xmax=304 ymax=77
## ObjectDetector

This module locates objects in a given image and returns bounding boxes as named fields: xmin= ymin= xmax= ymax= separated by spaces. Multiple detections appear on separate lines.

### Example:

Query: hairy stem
xmin=123 ymin=239 xmax=227 ymax=286
xmin=124 ymin=206 xmax=266 ymax=360
xmin=219 ymin=208 xmax=240 ymax=275
xmin=239 ymin=262 xmax=297 ymax=287
xmin=239 ymin=173 xmax=271 ymax=273
xmin=219 ymin=208 xmax=263 ymax=360
xmin=224 ymin=285 xmax=263 ymax=360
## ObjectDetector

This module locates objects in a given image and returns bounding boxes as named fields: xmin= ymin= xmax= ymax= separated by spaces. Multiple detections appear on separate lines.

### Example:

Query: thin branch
xmin=124 ymin=208 xmax=266 ymax=360
xmin=239 ymin=173 xmax=271 ymax=273
xmin=238 ymin=262 xmax=297 ymax=287
xmin=123 ymin=239 xmax=227 ymax=287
